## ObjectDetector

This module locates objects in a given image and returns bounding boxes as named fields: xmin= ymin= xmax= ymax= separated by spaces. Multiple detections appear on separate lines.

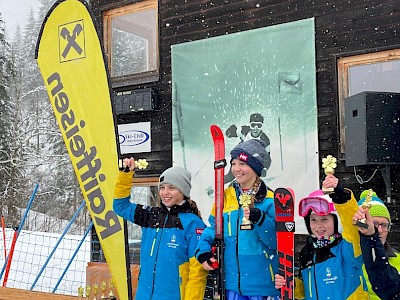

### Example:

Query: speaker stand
xmin=380 ymin=166 xmax=393 ymax=204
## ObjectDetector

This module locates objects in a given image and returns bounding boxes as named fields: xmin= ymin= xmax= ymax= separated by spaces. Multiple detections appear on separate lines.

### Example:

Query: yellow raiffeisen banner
xmin=35 ymin=0 xmax=129 ymax=298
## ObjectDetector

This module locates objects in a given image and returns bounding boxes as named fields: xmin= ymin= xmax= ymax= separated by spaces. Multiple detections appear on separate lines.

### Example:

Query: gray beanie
xmin=158 ymin=167 xmax=192 ymax=198
xmin=230 ymin=139 xmax=267 ymax=176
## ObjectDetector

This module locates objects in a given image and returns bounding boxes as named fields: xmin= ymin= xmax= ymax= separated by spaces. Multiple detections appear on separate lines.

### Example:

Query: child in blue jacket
xmin=276 ymin=175 xmax=369 ymax=299
xmin=113 ymin=158 xmax=208 ymax=300
xmin=196 ymin=139 xmax=280 ymax=300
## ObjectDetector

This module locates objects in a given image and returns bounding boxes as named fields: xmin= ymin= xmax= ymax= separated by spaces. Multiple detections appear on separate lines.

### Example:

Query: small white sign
xmin=118 ymin=122 xmax=151 ymax=154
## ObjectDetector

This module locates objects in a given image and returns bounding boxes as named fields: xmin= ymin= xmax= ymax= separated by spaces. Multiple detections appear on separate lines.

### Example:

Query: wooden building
xmin=89 ymin=0 xmax=400 ymax=267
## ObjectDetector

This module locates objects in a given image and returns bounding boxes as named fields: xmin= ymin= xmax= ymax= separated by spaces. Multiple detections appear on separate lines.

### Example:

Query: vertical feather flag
xmin=35 ymin=0 xmax=130 ymax=298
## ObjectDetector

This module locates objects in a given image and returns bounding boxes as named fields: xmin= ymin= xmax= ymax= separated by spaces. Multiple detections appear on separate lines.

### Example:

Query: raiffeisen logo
xmin=119 ymin=130 xmax=150 ymax=146
xmin=46 ymin=72 xmax=122 ymax=240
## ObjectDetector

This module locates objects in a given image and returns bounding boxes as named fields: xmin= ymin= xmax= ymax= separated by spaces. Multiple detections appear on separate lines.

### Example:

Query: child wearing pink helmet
xmin=275 ymin=174 xmax=369 ymax=299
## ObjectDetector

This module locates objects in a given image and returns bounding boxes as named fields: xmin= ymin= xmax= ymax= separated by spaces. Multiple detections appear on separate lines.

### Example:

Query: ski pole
xmin=0 ymin=183 xmax=39 ymax=285
xmin=2 ymin=227 xmax=18 ymax=287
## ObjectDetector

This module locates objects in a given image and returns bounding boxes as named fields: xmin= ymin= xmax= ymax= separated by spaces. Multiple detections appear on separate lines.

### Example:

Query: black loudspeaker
xmin=345 ymin=91 xmax=400 ymax=166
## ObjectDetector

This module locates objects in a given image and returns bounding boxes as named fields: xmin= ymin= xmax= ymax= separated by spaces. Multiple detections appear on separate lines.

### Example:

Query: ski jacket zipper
xmin=149 ymin=214 xmax=168 ymax=299
xmin=236 ymin=211 xmax=242 ymax=294
xmin=312 ymin=254 xmax=319 ymax=300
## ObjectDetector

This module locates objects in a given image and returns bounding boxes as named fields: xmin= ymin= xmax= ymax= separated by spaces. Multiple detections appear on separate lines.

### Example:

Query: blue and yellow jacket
xmin=361 ymin=231 xmax=400 ymax=300
xmin=113 ymin=171 xmax=208 ymax=300
xmin=196 ymin=180 xmax=280 ymax=297
xmin=295 ymin=190 xmax=369 ymax=300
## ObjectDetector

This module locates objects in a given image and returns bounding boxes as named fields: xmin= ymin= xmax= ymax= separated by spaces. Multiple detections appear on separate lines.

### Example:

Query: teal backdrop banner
xmin=172 ymin=18 xmax=317 ymax=233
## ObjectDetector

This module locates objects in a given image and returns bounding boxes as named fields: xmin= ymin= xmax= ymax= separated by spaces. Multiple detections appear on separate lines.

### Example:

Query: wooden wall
xmin=90 ymin=0 xmax=400 ymax=245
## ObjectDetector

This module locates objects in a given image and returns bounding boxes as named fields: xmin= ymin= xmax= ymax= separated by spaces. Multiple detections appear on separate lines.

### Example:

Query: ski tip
xmin=210 ymin=124 xmax=220 ymax=130
xmin=274 ymin=187 xmax=295 ymax=213
xmin=274 ymin=187 xmax=295 ymax=222
xmin=274 ymin=187 xmax=295 ymax=198
xmin=210 ymin=124 xmax=223 ymax=137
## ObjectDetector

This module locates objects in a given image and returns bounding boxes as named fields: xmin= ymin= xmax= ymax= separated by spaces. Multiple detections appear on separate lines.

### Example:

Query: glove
xmin=197 ymin=252 xmax=214 ymax=264
xmin=249 ymin=208 xmax=262 ymax=224
xmin=225 ymin=125 xmax=238 ymax=138
xmin=330 ymin=184 xmax=351 ymax=204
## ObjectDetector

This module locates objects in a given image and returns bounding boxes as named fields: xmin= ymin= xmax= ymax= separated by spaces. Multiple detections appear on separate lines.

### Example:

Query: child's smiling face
xmin=309 ymin=213 xmax=335 ymax=237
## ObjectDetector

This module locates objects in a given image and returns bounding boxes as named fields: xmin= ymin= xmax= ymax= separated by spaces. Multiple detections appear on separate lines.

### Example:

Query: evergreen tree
xmin=34 ymin=0 xmax=87 ymax=228
xmin=0 ymin=1 xmax=88 ymax=232
xmin=0 ymin=14 xmax=28 ymax=227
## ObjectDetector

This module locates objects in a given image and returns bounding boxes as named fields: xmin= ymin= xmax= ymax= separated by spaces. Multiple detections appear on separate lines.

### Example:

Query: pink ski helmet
xmin=298 ymin=190 xmax=342 ymax=234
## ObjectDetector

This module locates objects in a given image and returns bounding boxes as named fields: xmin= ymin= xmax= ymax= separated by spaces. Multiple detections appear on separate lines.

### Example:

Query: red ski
xmin=274 ymin=188 xmax=295 ymax=300
xmin=210 ymin=124 xmax=226 ymax=300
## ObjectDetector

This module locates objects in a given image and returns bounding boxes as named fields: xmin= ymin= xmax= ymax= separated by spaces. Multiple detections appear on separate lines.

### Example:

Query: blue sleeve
xmin=185 ymin=217 xmax=206 ymax=259
xmin=361 ymin=232 xmax=400 ymax=300
xmin=254 ymin=197 xmax=277 ymax=250
xmin=113 ymin=196 xmax=137 ymax=223
xmin=195 ymin=214 xmax=216 ymax=259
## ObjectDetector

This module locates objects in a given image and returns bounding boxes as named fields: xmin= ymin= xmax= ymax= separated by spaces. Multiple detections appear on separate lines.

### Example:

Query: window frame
xmin=103 ymin=0 xmax=159 ymax=88
xmin=128 ymin=176 xmax=159 ymax=263
xmin=131 ymin=176 xmax=160 ymax=207
xmin=337 ymin=49 xmax=400 ymax=153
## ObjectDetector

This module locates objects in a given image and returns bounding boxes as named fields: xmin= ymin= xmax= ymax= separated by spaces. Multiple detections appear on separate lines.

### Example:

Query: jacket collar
xmin=232 ymin=179 xmax=267 ymax=203
xmin=160 ymin=200 xmax=193 ymax=215
xmin=385 ymin=242 xmax=397 ymax=257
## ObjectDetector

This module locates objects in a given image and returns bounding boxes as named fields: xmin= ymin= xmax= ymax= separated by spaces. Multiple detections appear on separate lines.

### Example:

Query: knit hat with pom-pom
xmin=358 ymin=193 xmax=391 ymax=223
xmin=230 ymin=139 xmax=267 ymax=176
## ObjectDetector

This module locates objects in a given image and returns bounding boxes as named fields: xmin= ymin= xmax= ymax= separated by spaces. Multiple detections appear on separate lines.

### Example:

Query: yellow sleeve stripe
xmin=113 ymin=171 xmax=135 ymax=199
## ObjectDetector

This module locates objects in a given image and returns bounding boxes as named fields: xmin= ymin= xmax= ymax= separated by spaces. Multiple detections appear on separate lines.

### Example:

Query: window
xmin=91 ymin=176 xmax=159 ymax=264
xmin=337 ymin=49 xmax=400 ymax=153
xmin=103 ymin=0 xmax=159 ymax=87
xmin=128 ymin=177 xmax=159 ymax=245
xmin=125 ymin=177 xmax=159 ymax=264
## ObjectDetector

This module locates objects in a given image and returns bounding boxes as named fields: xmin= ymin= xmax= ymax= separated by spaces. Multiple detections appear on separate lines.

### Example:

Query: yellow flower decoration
xmin=85 ymin=285 xmax=91 ymax=297
xmin=135 ymin=159 xmax=149 ymax=170
xmin=92 ymin=284 xmax=98 ymax=295
xmin=322 ymin=155 xmax=337 ymax=175
xmin=77 ymin=286 xmax=84 ymax=297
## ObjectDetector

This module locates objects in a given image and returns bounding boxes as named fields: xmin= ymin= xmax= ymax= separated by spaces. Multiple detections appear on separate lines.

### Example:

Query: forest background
xmin=0 ymin=0 xmax=90 ymax=234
